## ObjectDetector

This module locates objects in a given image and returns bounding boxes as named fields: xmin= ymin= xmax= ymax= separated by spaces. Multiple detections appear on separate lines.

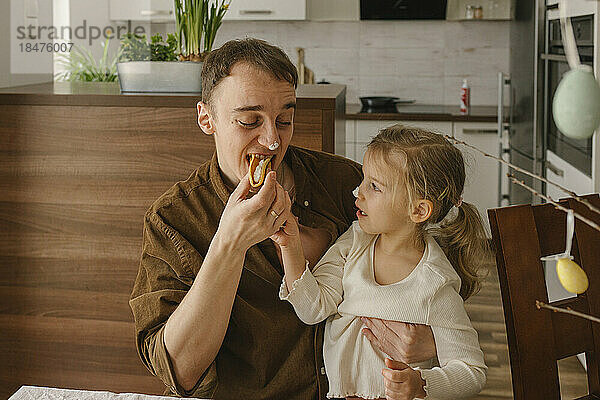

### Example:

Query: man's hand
xmin=217 ymin=171 xmax=290 ymax=251
xmin=382 ymin=358 xmax=427 ymax=400
xmin=361 ymin=318 xmax=436 ymax=364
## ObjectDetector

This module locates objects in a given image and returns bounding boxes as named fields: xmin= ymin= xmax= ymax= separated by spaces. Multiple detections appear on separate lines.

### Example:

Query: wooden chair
xmin=488 ymin=195 xmax=600 ymax=399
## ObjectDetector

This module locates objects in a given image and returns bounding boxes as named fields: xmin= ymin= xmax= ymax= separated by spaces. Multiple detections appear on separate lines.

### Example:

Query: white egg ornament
xmin=556 ymin=258 xmax=589 ymax=294
xmin=552 ymin=65 xmax=600 ymax=140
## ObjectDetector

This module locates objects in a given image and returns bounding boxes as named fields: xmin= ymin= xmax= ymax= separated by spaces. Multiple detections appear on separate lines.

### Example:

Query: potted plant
xmin=55 ymin=38 xmax=121 ymax=82
xmin=116 ymin=0 xmax=230 ymax=93
xmin=174 ymin=0 xmax=230 ymax=62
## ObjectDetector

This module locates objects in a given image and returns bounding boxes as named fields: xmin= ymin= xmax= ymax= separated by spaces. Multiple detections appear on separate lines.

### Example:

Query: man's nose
xmin=257 ymin=120 xmax=279 ymax=148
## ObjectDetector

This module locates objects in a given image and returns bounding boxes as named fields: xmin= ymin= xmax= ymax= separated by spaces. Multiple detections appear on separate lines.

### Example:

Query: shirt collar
xmin=208 ymin=152 xmax=232 ymax=205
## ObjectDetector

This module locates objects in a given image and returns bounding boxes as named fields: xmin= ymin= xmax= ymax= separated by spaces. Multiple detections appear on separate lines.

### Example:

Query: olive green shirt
xmin=130 ymin=145 xmax=362 ymax=399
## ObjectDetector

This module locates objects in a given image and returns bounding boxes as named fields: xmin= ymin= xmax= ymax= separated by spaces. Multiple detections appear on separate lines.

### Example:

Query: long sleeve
xmin=129 ymin=211 xmax=217 ymax=397
xmin=279 ymin=226 xmax=355 ymax=325
xmin=419 ymin=283 xmax=487 ymax=399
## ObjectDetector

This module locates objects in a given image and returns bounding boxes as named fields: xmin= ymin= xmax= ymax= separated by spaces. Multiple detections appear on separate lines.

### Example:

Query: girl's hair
xmin=366 ymin=124 xmax=492 ymax=299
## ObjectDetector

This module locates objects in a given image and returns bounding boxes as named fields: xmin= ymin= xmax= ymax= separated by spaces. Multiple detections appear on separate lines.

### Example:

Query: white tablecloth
xmin=8 ymin=386 xmax=208 ymax=400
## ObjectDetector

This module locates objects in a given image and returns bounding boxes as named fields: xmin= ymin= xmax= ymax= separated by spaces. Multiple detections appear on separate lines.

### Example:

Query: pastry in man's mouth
xmin=248 ymin=154 xmax=273 ymax=188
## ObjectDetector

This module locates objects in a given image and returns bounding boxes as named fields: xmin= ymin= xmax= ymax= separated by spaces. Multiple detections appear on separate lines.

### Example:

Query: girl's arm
xmin=273 ymin=211 xmax=354 ymax=325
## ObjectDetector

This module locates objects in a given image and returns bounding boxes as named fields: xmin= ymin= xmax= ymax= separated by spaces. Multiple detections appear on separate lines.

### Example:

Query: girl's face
xmin=354 ymin=150 xmax=413 ymax=235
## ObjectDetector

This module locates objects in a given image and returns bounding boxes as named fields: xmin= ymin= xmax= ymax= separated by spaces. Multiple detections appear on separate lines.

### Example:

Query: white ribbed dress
xmin=279 ymin=221 xmax=487 ymax=399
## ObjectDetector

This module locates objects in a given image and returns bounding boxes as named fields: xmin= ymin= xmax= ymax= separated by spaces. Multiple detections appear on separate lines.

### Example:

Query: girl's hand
xmin=382 ymin=358 xmax=427 ymax=400
xmin=269 ymin=189 xmax=300 ymax=249
xmin=360 ymin=318 xmax=436 ymax=364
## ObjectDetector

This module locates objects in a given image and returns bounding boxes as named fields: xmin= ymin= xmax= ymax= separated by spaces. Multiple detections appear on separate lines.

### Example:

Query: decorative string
xmin=508 ymin=174 xmax=600 ymax=233
xmin=536 ymin=300 xmax=600 ymax=324
xmin=445 ymin=135 xmax=600 ymax=217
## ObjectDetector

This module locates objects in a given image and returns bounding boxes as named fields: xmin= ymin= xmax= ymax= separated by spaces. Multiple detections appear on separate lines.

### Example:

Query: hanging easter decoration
xmin=541 ymin=210 xmax=589 ymax=294
xmin=552 ymin=0 xmax=600 ymax=140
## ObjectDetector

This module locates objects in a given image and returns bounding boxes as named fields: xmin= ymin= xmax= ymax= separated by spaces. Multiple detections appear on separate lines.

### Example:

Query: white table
xmin=9 ymin=386 xmax=208 ymax=400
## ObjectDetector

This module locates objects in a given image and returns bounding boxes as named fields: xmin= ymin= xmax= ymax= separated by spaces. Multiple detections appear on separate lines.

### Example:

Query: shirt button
xmin=320 ymin=367 xmax=326 ymax=375
xmin=304 ymin=200 xmax=310 ymax=207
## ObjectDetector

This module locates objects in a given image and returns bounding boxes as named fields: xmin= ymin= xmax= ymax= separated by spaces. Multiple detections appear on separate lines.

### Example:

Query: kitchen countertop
xmin=0 ymin=82 xmax=497 ymax=123
xmin=346 ymin=103 xmax=499 ymax=123
xmin=0 ymin=81 xmax=345 ymax=109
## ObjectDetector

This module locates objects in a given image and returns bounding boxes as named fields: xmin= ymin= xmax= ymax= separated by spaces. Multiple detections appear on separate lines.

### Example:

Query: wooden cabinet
xmin=223 ymin=0 xmax=306 ymax=20
xmin=0 ymin=82 xmax=344 ymax=400
xmin=109 ymin=0 xmax=173 ymax=21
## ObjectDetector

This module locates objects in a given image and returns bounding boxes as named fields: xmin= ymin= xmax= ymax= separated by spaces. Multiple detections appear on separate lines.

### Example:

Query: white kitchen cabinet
xmin=453 ymin=122 xmax=499 ymax=234
xmin=348 ymin=120 xmax=453 ymax=164
xmin=109 ymin=0 xmax=173 ymax=22
xmin=223 ymin=0 xmax=306 ymax=20
xmin=307 ymin=0 xmax=359 ymax=21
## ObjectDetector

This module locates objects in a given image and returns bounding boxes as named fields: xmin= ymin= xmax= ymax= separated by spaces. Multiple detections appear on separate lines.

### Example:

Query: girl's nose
xmin=352 ymin=186 xmax=359 ymax=198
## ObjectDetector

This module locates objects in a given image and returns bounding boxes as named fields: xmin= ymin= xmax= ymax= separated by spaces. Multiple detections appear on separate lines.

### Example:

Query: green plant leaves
xmin=55 ymin=37 xmax=121 ymax=82
xmin=118 ymin=33 xmax=178 ymax=62
xmin=174 ymin=0 xmax=230 ymax=60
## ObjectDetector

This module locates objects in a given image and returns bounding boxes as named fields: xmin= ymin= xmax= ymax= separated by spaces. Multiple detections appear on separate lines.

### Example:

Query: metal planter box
xmin=117 ymin=61 xmax=202 ymax=93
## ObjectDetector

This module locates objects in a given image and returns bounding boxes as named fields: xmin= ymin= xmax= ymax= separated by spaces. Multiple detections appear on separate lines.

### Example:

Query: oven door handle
xmin=541 ymin=53 xmax=568 ymax=62
xmin=546 ymin=160 xmax=565 ymax=178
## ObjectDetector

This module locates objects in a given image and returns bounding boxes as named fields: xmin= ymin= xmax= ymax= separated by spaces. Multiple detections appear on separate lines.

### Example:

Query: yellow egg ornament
xmin=556 ymin=258 xmax=589 ymax=294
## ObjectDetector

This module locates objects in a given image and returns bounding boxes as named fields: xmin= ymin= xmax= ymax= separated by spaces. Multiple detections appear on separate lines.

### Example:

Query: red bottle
xmin=460 ymin=79 xmax=470 ymax=115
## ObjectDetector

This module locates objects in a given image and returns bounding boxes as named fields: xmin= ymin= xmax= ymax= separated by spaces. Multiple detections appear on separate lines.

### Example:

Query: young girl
xmin=273 ymin=125 xmax=491 ymax=399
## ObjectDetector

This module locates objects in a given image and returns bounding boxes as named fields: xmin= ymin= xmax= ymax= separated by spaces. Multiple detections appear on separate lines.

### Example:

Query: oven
xmin=542 ymin=15 xmax=595 ymax=177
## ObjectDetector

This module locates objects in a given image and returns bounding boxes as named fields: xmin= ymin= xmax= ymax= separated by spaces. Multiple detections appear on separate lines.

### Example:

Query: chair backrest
xmin=488 ymin=195 xmax=600 ymax=399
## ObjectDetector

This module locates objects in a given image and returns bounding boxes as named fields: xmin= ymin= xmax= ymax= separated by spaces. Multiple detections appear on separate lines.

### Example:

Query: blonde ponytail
xmin=428 ymin=202 xmax=491 ymax=299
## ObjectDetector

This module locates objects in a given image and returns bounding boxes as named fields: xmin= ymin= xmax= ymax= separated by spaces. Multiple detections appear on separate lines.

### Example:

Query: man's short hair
xmin=201 ymin=38 xmax=298 ymax=105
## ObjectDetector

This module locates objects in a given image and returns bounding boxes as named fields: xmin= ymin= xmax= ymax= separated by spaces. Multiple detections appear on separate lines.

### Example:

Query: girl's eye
xmin=238 ymin=119 xmax=259 ymax=128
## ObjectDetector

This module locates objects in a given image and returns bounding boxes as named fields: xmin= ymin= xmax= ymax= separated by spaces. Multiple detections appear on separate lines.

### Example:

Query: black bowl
xmin=359 ymin=96 xmax=415 ymax=108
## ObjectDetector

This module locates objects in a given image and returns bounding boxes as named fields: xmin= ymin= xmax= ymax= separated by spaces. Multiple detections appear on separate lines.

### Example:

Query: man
xmin=130 ymin=38 xmax=436 ymax=399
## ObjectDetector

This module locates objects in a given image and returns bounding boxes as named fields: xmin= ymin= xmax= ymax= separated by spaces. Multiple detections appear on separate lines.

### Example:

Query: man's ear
xmin=410 ymin=199 xmax=433 ymax=224
xmin=197 ymin=101 xmax=215 ymax=135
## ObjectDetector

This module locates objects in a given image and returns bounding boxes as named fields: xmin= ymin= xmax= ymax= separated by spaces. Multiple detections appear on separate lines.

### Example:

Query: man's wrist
xmin=212 ymin=229 xmax=247 ymax=258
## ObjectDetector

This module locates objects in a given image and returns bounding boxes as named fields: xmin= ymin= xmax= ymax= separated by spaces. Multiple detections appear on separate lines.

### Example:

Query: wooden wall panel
xmin=0 ymin=103 xmax=329 ymax=399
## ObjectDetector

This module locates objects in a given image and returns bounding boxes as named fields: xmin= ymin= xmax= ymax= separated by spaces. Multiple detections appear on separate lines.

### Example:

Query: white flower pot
xmin=117 ymin=61 xmax=202 ymax=93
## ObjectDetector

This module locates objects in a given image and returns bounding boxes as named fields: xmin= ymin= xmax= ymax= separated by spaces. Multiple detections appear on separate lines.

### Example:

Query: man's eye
xmin=277 ymin=120 xmax=292 ymax=127
xmin=238 ymin=120 xmax=259 ymax=127
xmin=371 ymin=182 xmax=380 ymax=191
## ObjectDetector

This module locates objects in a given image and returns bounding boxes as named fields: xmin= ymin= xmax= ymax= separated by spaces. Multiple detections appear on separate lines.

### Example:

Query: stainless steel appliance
xmin=543 ymin=15 xmax=595 ymax=177
xmin=501 ymin=0 xmax=546 ymax=205
xmin=359 ymin=0 xmax=447 ymax=20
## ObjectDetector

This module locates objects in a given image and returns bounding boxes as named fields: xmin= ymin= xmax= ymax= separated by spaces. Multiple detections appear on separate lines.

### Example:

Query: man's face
xmin=204 ymin=62 xmax=296 ymax=187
